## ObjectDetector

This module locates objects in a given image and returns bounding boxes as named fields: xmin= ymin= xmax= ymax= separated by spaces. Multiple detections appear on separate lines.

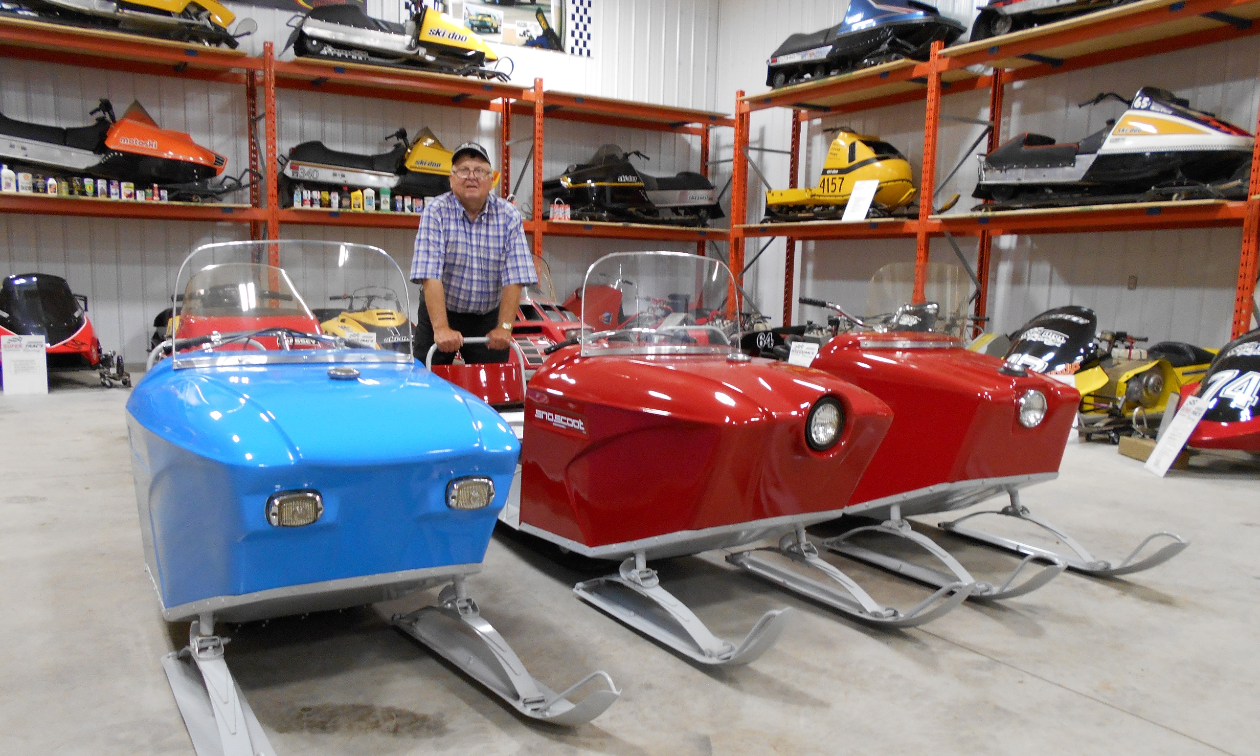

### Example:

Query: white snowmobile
xmin=284 ymin=1 xmax=511 ymax=81
xmin=973 ymin=87 xmax=1254 ymax=210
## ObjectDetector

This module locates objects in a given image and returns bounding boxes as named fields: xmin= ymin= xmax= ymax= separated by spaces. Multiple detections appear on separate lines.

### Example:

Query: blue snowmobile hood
xmin=128 ymin=354 xmax=518 ymax=467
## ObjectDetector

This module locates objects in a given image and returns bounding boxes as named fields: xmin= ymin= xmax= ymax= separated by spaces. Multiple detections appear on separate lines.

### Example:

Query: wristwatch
xmin=499 ymin=322 xmax=513 ymax=332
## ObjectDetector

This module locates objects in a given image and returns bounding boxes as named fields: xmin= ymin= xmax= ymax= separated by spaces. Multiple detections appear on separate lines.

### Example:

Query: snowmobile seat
xmin=288 ymin=141 xmax=407 ymax=173
xmin=985 ymin=133 xmax=1079 ymax=170
xmin=307 ymin=4 xmax=406 ymax=35
xmin=645 ymin=172 xmax=712 ymax=191
xmin=1148 ymin=341 xmax=1217 ymax=368
xmin=0 ymin=112 xmax=109 ymax=152
xmin=772 ymin=27 xmax=834 ymax=58
xmin=1076 ymin=122 xmax=1113 ymax=155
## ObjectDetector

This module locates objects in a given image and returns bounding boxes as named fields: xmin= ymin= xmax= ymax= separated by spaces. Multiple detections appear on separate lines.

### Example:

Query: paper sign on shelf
xmin=2 ymin=335 xmax=48 ymax=395
xmin=787 ymin=341 xmax=819 ymax=367
xmin=343 ymin=331 xmax=377 ymax=349
xmin=1144 ymin=395 xmax=1209 ymax=477
xmin=841 ymin=179 xmax=880 ymax=222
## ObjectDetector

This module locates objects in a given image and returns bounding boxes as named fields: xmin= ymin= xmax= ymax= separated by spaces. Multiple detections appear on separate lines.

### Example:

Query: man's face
xmin=451 ymin=154 xmax=493 ymax=206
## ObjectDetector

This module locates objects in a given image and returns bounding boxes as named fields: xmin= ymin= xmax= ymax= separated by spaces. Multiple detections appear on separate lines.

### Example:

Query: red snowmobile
xmin=0 ymin=272 xmax=128 ymax=386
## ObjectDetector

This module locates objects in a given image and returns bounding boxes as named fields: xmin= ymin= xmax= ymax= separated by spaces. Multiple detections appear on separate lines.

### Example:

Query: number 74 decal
xmin=1200 ymin=369 xmax=1260 ymax=410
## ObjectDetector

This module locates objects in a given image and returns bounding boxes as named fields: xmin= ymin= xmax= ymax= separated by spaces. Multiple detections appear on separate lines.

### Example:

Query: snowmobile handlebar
xmin=798 ymin=297 xmax=869 ymax=327
xmin=1078 ymin=92 xmax=1130 ymax=108
xmin=90 ymin=99 xmax=116 ymax=123
xmin=626 ymin=150 xmax=650 ymax=161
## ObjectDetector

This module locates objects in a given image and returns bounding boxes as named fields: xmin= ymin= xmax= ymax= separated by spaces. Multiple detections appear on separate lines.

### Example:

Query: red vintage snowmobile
xmin=1177 ymin=328 xmax=1260 ymax=454
xmin=428 ymin=252 xmax=991 ymax=668
xmin=744 ymin=295 xmax=1187 ymax=599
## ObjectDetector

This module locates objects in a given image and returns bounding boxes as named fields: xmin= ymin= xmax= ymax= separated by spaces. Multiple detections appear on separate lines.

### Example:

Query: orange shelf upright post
xmin=531 ymin=78 xmax=545 ymax=256
xmin=914 ymin=40 xmax=945 ymax=304
xmin=263 ymin=42 xmax=280 ymax=255
xmin=729 ymin=92 xmax=749 ymax=284
xmin=500 ymin=96 xmax=512 ymax=200
xmin=783 ymin=110 xmax=803 ymax=325
xmin=698 ymin=124 xmax=711 ymax=257
xmin=247 ymin=63 xmax=263 ymax=242
xmin=1234 ymin=98 xmax=1260 ymax=337
xmin=973 ymin=67 xmax=1003 ymax=337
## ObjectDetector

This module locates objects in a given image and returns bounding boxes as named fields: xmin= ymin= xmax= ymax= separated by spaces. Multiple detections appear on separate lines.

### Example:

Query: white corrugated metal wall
xmin=714 ymin=0 xmax=1260 ymax=346
xmin=0 ymin=0 xmax=721 ymax=365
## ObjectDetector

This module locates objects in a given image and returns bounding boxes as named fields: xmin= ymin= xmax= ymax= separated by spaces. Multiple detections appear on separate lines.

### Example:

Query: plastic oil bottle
xmin=1 ymin=164 xmax=15 ymax=193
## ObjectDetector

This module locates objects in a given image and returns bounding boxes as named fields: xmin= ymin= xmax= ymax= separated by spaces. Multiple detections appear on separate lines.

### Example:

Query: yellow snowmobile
xmin=12 ymin=0 xmax=255 ymax=47
xmin=317 ymin=286 xmax=413 ymax=354
xmin=764 ymin=129 xmax=917 ymax=222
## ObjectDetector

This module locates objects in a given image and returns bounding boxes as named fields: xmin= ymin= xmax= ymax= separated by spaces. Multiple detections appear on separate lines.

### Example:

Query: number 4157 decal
xmin=1200 ymin=369 xmax=1260 ymax=410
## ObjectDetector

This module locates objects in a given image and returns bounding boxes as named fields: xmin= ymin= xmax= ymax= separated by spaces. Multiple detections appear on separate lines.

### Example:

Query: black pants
xmin=414 ymin=304 xmax=509 ymax=366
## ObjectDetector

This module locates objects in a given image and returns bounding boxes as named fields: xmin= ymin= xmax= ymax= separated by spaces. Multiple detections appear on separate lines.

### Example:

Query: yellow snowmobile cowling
xmin=320 ymin=309 xmax=409 ymax=350
xmin=136 ymin=0 xmax=235 ymax=29
xmin=764 ymin=130 xmax=916 ymax=221
xmin=405 ymin=130 xmax=453 ymax=176
xmin=420 ymin=11 xmax=498 ymax=62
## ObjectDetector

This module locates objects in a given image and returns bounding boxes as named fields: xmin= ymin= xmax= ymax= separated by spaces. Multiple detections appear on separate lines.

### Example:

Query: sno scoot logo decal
xmin=119 ymin=137 xmax=159 ymax=150
xmin=1021 ymin=327 xmax=1068 ymax=347
xmin=533 ymin=407 xmax=586 ymax=436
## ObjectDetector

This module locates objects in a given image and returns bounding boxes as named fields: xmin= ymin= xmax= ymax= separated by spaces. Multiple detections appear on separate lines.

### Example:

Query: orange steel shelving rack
xmin=512 ymin=89 xmax=735 ymax=255
xmin=731 ymin=0 xmax=1260 ymax=336
xmin=0 ymin=15 xmax=266 ymax=227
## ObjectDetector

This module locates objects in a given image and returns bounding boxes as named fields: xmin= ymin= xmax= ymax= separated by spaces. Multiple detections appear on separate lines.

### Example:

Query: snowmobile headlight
xmin=1142 ymin=370 xmax=1164 ymax=399
xmin=447 ymin=477 xmax=495 ymax=510
xmin=266 ymin=490 xmax=324 ymax=527
xmin=1018 ymin=390 xmax=1047 ymax=428
xmin=806 ymin=397 xmax=844 ymax=451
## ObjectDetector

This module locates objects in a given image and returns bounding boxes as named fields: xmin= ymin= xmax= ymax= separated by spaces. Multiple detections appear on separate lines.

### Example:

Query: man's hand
xmin=486 ymin=324 xmax=512 ymax=351
xmin=434 ymin=325 xmax=463 ymax=353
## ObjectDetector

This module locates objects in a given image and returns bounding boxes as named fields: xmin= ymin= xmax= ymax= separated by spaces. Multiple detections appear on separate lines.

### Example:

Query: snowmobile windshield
xmin=579 ymin=251 xmax=741 ymax=357
xmin=413 ymin=127 xmax=446 ymax=150
xmin=170 ymin=240 xmax=413 ymax=369
xmin=862 ymin=261 xmax=969 ymax=338
xmin=1004 ymin=305 xmax=1098 ymax=376
xmin=592 ymin=144 xmax=628 ymax=163
xmin=1195 ymin=330 xmax=1260 ymax=423
xmin=862 ymin=140 xmax=905 ymax=159
xmin=527 ymin=255 xmax=558 ymax=302
xmin=0 ymin=274 xmax=85 ymax=344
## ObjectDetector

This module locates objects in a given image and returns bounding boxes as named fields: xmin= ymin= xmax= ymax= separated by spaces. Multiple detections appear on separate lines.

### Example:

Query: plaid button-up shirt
xmin=410 ymin=192 xmax=537 ymax=314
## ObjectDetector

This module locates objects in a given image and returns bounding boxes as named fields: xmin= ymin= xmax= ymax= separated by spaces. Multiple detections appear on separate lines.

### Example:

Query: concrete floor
xmin=3 ymin=375 xmax=1259 ymax=756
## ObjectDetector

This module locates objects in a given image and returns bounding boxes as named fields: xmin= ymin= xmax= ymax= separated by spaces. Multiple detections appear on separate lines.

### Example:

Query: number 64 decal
xmin=1200 ymin=369 xmax=1260 ymax=410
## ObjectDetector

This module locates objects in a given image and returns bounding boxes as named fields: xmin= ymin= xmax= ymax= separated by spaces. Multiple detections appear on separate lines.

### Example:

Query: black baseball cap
xmin=451 ymin=142 xmax=491 ymax=165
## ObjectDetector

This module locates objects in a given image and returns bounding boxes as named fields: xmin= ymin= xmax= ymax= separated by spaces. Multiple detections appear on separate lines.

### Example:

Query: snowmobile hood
xmin=1004 ymin=305 xmax=1099 ymax=377
xmin=519 ymin=352 xmax=893 ymax=550
xmin=418 ymin=9 xmax=498 ymax=61
xmin=0 ymin=273 xmax=87 ymax=346
xmin=810 ymin=335 xmax=1078 ymax=510
xmin=405 ymin=127 xmax=453 ymax=176
xmin=768 ymin=0 xmax=962 ymax=62
xmin=129 ymin=356 xmax=516 ymax=468
xmin=134 ymin=0 xmax=235 ymax=29
xmin=106 ymin=101 xmax=226 ymax=177
xmin=1191 ymin=329 xmax=1260 ymax=426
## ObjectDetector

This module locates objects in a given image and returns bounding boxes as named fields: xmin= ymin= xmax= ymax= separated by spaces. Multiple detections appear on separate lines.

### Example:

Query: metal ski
xmin=939 ymin=491 xmax=1189 ymax=577
xmin=160 ymin=616 xmax=276 ymax=756
xmin=821 ymin=509 xmax=1065 ymax=601
xmin=393 ymin=578 xmax=620 ymax=726
xmin=727 ymin=524 xmax=971 ymax=627
xmin=573 ymin=551 xmax=792 ymax=666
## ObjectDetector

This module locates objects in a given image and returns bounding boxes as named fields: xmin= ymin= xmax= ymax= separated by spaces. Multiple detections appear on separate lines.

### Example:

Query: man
xmin=410 ymin=141 xmax=537 ymax=365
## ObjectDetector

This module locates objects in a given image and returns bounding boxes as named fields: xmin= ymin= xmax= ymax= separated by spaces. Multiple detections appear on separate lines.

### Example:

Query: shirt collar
xmin=455 ymin=192 xmax=499 ymax=223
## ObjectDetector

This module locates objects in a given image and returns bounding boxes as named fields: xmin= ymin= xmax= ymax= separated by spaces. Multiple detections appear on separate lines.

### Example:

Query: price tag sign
xmin=841 ymin=179 xmax=880 ymax=222
xmin=787 ymin=341 xmax=819 ymax=367
xmin=343 ymin=331 xmax=378 ymax=349
xmin=2 ymin=335 xmax=48 ymax=395
xmin=1144 ymin=396 xmax=1209 ymax=477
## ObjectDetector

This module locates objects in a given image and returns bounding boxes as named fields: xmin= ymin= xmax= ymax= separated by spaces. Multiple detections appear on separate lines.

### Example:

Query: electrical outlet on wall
xmin=1127 ymin=275 xmax=1138 ymax=290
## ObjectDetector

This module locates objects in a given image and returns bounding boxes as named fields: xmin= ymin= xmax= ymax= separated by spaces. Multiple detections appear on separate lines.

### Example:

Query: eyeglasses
xmin=452 ymin=167 xmax=493 ymax=180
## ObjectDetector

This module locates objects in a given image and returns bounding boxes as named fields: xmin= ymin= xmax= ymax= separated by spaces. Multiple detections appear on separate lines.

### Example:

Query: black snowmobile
xmin=284 ymin=2 xmax=510 ymax=80
xmin=971 ymin=0 xmax=1130 ymax=42
xmin=973 ymin=87 xmax=1255 ymax=210
xmin=542 ymin=145 xmax=724 ymax=227
xmin=765 ymin=0 xmax=964 ymax=89
xmin=0 ymin=0 xmax=255 ymax=48
xmin=278 ymin=126 xmax=453 ymax=209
